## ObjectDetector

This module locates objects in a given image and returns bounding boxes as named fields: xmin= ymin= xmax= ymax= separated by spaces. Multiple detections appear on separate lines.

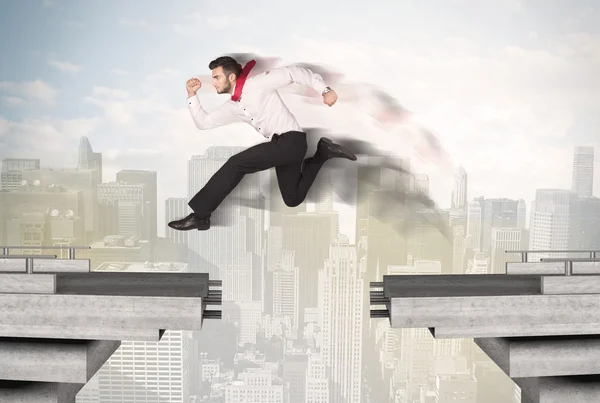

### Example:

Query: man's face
xmin=211 ymin=66 xmax=234 ymax=94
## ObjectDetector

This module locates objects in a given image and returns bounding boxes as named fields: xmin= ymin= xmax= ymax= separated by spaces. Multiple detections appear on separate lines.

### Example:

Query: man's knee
xmin=282 ymin=193 xmax=302 ymax=208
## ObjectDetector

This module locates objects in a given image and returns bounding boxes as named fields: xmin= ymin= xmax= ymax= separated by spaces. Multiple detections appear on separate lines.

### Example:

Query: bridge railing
xmin=0 ymin=246 xmax=91 ymax=273
xmin=505 ymin=250 xmax=600 ymax=276
xmin=505 ymin=250 xmax=600 ymax=263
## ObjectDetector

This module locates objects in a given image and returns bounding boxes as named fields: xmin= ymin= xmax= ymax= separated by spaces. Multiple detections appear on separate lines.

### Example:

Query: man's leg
xmin=275 ymin=151 xmax=328 ymax=207
xmin=188 ymin=133 xmax=307 ymax=218
xmin=275 ymin=136 xmax=357 ymax=207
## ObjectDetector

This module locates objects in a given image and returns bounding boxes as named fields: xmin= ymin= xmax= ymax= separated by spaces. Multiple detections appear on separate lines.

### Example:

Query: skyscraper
xmin=77 ymin=136 xmax=102 ymax=183
xmin=529 ymin=189 xmax=576 ymax=259
xmin=319 ymin=234 xmax=363 ymax=403
xmin=571 ymin=146 xmax=594 ymax=198
xmin=451 ymin=165 xmax=467 ymax=210
xmin=116 ymin=170 xmax=158 ymax=243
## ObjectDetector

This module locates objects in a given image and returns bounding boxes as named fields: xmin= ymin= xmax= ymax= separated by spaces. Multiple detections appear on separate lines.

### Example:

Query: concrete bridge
xmin=0 ymin=246 xmax=222 ymax=403
xmin=370 ymin=249 xmax=600 ymax=403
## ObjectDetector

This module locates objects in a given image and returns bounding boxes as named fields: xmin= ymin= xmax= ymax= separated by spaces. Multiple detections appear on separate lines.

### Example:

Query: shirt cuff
xmin=187 ymin=94 xmax=199 ymax=106
xmin=315 ymin=83 xmax=329 ymax=96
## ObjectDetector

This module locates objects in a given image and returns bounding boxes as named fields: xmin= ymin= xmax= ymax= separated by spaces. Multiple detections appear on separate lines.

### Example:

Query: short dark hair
xmin=208 ymin=56 xmax=242 ymax=79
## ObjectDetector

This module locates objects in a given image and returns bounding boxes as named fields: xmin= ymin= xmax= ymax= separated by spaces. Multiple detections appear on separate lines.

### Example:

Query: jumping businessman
xmin=168 ymin=55 xmax=357 ymax=231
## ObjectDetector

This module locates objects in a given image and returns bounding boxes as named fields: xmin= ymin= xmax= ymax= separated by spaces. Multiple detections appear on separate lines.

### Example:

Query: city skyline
xmin=2 ymin=136 xmax=599 ymax=402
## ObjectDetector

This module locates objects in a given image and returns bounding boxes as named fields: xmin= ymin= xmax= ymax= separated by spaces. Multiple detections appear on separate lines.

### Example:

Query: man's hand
xmin=186 ymin=77 xmax=202 ymax=97
xmin=323 ymin=89 xmax=338 ymax=107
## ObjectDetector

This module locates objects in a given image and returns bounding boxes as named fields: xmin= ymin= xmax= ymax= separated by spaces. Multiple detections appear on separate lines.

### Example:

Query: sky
xmin=1 ymin=0 xmax=599 ymax=238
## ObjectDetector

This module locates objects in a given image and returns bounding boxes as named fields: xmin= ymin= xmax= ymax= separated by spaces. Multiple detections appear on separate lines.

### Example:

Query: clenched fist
xmin=186 ymin=78 xmax=202 ymax=97
xmin=323 ymin=89 xmax=338 ymax=107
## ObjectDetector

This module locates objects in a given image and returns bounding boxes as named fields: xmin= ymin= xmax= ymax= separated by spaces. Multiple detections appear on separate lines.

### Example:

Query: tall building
xmin=95 ymin=330 xmax=193 ymax=403
xmin=481 ymin=198 xmax=520 ymax=253
xmin=517 ymin=199 xmax=527 ymax=229
xmin=281 ymin=211 xmax=338 ymax=327
xmin=77 ymin=136 xmax=103 ymax=183
xmin=305 ymin=353 xmax=329 ymax=403
xmin=165 ymin=198 xmax=189 ymax=245
xmin=97 ymin=182 xmax=145 ymax=239
xmin=571 ymin=146 xmax=594 ymax=198
xmin=116 ymin=170 xmax=158 ymax=242
xmin=529 ymin=189 xmax=576 ymax=259
xmin=319 ymin=234 xmax=363 ymax=403
xmin=569 ymin=196 xmax=600 ymax=250
xmin=451 ymin=165 xmax=467 ymax=210
xmin=272 ymin=250 xmax=300 ymax=329
xmin=466 ymin=200 xmax=482 ymax=252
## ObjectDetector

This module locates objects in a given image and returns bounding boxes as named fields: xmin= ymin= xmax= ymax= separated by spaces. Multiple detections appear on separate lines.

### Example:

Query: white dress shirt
xmin=187 ymin=65 xmax=329 ymax=139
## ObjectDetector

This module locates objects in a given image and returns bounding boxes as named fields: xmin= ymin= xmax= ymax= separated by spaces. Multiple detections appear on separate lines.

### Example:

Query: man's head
xmin=208 ymin=56 xmax=242 ymax=94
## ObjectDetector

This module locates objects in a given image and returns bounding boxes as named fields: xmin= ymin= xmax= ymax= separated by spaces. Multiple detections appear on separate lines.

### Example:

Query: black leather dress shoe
xmin=317 ymin=137 xmax=357 ymax=161
xmin=168 ymin=213 xmax=210 ymax=231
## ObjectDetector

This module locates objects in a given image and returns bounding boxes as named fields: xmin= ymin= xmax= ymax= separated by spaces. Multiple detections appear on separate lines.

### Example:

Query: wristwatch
xmin=322 ymin=87 xmax=332 ymax=95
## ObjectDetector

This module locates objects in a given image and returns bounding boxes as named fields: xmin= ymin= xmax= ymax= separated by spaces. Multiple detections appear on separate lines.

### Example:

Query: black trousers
xmin=188 ymin=131 xmax=328 ymax=218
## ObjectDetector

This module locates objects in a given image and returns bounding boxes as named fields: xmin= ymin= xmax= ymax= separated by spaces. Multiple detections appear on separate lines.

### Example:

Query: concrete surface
xmin=0 ymin=338 xmax=120 ymax=383
xmin=0 ymin=293 xmax=205 ymax=331
xmin=0 ymin=381 xmax=82 ymax=403
xmin=429 ymin=323 xmax=600 ymax=339
xmin=389 ymin=293 xmax=600 ymax=328
xmin=474 ymin=335 xmax=600 ymax=377
xmin=32 ymin=259 xmax=90 ymax=273
xmin=0 ymin=324 xmax=165 ymax=341
xmin=506 ymin=262 xmax=565 ymax=275
xmin=542 ymin=275 xmax=600 ymax=294
xmin=515 ymin=375 xmax=600 ymax=403
xmin=0 ymin=274 xmax=56 ymax=294
xmin=506 ymin=262 xmax=600 ymax=275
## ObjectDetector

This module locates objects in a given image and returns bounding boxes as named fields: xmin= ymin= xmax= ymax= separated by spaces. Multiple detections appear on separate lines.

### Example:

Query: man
xmin=168 ymin=55 xmax=357 ymax=231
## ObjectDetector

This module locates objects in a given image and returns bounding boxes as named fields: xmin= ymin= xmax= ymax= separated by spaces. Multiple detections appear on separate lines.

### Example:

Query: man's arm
xmin=254 ymin=65 xmax=329 ymax=95
xmin=187 ymin=95 xmax=238 ymax=130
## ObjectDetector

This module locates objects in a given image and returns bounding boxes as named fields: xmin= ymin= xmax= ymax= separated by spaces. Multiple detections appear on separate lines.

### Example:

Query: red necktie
xmin=231 ymin=60 xmax=256 ymax=102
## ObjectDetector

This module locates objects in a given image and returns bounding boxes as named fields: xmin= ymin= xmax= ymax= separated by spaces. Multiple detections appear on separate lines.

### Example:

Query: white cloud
xmin=110 ymin=69 xmax=129 ymax=76
xmin=206 ymin=16 xmax=251 ymax=30
xmin=146 ymin=68 xmax=181 ymax=81
xmin=0 ymin=80 xmax=57 ymax=104
xmin=92 ymin=86 xmax=130 ymax=99
xmin=0 ymin=116 xmax=101 ymax=164
xmin=2 ymin=97 xmax=25 ymax=106
xmin=175 ymin=14 xmax=251 ymax=35
xmin=42 ymin=0 xmax=55 ymax=7
xmin=48 ymin=59 xmax=83 ymax=73
xmin=119 ymin=18 xmax=149 ymax=28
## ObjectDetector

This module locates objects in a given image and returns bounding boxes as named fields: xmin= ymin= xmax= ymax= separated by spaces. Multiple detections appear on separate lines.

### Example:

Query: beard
xmin=217 ymin=81 xmax=232 ymax=94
